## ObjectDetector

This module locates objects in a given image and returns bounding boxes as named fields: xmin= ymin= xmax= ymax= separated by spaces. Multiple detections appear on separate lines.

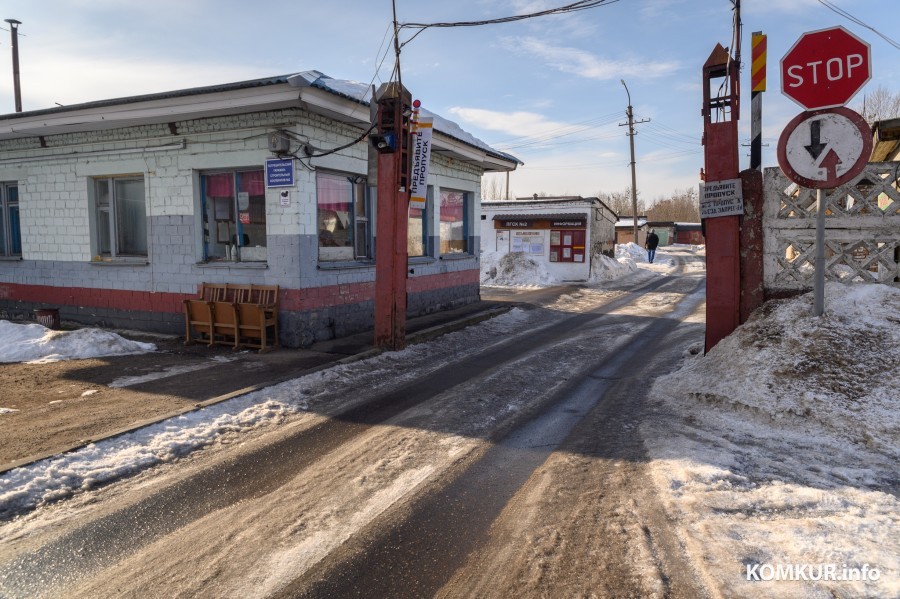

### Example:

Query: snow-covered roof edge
xmin=289 ymin=71 xmax=522 ymax=166
xmin=483 ymin=196 xmax=617 ymax=216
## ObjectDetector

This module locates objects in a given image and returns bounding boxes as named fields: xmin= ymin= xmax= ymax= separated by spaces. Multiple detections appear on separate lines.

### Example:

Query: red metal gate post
xmin=373 ymin=82 xmax=412 ymax=350
xmin=702 ymin=44 xmax=742 ymax=352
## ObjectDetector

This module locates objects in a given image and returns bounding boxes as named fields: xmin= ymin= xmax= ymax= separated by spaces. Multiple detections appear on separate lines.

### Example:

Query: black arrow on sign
xmin=805 ymin=119 xmax=827 ymax=160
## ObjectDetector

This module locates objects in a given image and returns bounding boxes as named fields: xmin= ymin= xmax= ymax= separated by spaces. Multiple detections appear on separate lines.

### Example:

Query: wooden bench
xmin=183 ymin=283 xmax=280 ymax=352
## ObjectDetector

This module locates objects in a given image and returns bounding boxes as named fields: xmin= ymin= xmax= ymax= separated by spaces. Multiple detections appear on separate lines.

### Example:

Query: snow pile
xmin=0 ymin=397 xmax=293 ymax=518
xmin=589 ymin=253 xmax=638 ymax=282
xmin=0 ymin=321 xmax=156 ymax=364
xmin=662 ymin=283 xmax=900 ymax=456
xmin=616 ymin=242 xmax=648 ymax=265
xmin=480 ymin=251 xmax=558 ymax=287
xmin=481 ymin=244 xmax=656 ymax=288
xmin=644 ymin=283 xmax=900 ymax=598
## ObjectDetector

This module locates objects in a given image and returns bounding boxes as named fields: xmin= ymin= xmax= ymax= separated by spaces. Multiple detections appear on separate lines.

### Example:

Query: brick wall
xmin=0 ymin=106 xmax=486 ymax=346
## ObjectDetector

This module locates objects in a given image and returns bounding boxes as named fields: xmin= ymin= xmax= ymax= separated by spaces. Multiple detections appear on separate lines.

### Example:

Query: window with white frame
xmin=201 ymin=169 xmax=267 ymax=262
xmin=94 ymin=176 xmax=147 ymax=258
xmin=439 ymin=188 xmax=468 ymax=254
xmin=316 ymin=171 xmax=370 ymax=262
xmin=0 ymin=182 xmax=20 ymax=257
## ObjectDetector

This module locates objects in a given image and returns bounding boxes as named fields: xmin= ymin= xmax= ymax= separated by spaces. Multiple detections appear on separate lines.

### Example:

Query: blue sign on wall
xmin=265 ymin=158 xmax=295 ymax=188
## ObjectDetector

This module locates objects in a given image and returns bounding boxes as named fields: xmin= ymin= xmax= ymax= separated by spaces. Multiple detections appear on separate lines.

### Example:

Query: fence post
xmin=739 ymin=168 xmax=765 ymax=323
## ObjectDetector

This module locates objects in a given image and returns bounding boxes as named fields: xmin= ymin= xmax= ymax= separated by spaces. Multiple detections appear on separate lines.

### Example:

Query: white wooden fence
xmin=763 ymin=162 xmax=900 ymax=292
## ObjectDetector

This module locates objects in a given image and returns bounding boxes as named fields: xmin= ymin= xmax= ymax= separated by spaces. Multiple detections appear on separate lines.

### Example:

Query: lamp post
xmin=620 ymin=79 xmax=639 ymax=244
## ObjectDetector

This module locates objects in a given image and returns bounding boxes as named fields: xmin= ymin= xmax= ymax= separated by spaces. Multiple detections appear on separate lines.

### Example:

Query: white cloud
xmin=483 ymin=141 xmax=699 ymax=199
xmin=744 ymin=0 xmax=820 ymax=15
xmin=447 ymin=106 xmax=573 ymax=138
xmin=502 ymin=36 xmax=679 ymax=80
xmin=4 ymin=42 xmax=264 ymax=110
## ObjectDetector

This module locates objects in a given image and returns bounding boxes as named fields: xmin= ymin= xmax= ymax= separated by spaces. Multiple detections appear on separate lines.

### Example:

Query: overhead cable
xmin=816 ymin=0 xmax=900 ymax=50
xmin=398 ymin=0 xmax=621 ymax=48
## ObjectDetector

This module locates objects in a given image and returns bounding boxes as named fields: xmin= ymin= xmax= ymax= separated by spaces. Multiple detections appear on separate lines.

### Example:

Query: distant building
xmin=0 ymin=71 xmax=519 ymax=346
xmin=646 ymin=221 xmax=676 ymax=246
xmin=614 ymin=216 xmax=648 ymax=246
xmin=481 ymin=196 xmax=617 ymax=282
xmin=673 ymin=222 xmax=705 ymax=245
xmin=871 ymin=117 xmax=900 ymax=162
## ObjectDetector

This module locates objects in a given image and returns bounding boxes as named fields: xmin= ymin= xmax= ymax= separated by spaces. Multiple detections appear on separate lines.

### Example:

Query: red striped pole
xmin=750 ymin=32 xmax=766 ymax=171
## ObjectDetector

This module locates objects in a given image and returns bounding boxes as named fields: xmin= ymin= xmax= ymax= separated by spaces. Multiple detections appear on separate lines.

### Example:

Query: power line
xmin=398 ymin=0 xmax=621 ymax=48
xmin=499 ymin=130 xmax=628 ymax=152
xmin=491 ymin=113 xmax=623 ymax=150
xmin=816 ymin=0 xmax=900 ymax=50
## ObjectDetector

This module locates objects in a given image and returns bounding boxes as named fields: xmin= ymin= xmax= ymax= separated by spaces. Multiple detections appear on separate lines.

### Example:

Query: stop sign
xmin=781 ymin=26 xmax=871 ymax=110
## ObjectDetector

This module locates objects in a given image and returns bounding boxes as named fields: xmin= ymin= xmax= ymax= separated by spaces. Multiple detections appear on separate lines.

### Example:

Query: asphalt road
xmin=0 ymin=248 xmax=710 ymax=598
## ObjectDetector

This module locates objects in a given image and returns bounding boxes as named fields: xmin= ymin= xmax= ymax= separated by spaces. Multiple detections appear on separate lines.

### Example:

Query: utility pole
xmin=5 ymin=19 xmax=22 ymax=113
xmin=619 ymin=79 xmax=649 ymax=244
xmin=372 ymin=0 xmax=412 ymax=351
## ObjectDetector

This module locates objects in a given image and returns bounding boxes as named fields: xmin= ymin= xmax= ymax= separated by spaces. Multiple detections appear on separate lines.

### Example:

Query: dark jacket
xmin=646 ymin=232 xmax=660 ymax=250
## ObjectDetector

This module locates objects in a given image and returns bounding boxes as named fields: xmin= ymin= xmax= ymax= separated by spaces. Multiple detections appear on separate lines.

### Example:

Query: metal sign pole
xmin=814 ymin=188 xmax=825 ymax=316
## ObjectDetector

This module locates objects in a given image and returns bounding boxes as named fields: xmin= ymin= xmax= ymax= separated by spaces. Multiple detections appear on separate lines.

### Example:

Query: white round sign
xmin=776 ymin=107 xmax=873 ymax=189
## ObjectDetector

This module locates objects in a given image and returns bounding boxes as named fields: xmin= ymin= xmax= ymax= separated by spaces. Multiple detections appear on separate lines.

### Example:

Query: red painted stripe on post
xmin=751 ymin=33 xmax=767 ymax=92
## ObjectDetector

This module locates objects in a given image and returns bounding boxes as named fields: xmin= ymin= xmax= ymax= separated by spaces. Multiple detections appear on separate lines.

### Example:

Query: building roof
xmin=0 ymin=70 xmax=521 ymax=172
xmin=483 ymin=195 xmax=616 ymax=214
xmin=615 ymin=217 xmax=648 ymax=228
xmin=492 ymin=213 xmax=587 ymax=221
xmin=871 ymin=117 xmax=900 ymax=162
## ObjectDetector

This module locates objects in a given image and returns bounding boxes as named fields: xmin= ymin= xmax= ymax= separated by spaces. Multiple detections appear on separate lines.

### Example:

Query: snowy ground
xmin=643 ymin=282 xmax=900 ymax=598
xmin=1 ymin=243 xmax=896 ymax=597
xmin=0 ymin=321 xmax=155 ymax=365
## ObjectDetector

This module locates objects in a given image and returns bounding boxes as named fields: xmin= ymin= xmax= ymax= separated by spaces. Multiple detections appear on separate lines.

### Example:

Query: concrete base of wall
xmin=1 ymin=282 xmax=481 ymax=349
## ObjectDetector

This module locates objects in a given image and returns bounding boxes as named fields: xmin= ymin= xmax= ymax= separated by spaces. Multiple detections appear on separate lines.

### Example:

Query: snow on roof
xmin=0 ymin=69 xmax=520 ymax=166
xmin=615 ymin=217 xmax=648 ymax=227
xmin=483 ymin=197 xmax=596 ymax=206
xmin=491 ymin=213 xmax=586 ymax=220
xmin=290 ymin=71 xmax=521 ymax=165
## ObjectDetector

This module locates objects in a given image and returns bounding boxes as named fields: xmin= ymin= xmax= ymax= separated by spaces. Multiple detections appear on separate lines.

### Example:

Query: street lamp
xmin=621 ymin=79 xmax=638 ymax=245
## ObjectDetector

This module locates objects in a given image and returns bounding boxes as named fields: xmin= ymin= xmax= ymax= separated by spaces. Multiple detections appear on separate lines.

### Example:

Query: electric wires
xmin=490 ymin=111 xmax=624 ymax=151
xmin=816 ymin=0 xmax=900 ymax=51
xmin=398 ymin=0 xmax=621 ymax=49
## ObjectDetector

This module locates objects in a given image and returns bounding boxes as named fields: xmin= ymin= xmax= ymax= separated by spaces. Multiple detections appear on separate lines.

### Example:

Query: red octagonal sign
xmin=781 ymin=26 xmax=871 ymax=111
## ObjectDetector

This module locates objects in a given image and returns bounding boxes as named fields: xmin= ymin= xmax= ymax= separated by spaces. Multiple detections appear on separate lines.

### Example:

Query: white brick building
xmin=0 ymin=72 xmax=519 ymax=346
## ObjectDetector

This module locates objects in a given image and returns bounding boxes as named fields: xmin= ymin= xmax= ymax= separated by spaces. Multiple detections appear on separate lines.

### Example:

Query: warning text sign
xmin=700 ymin=179 xmax=744 ymax=219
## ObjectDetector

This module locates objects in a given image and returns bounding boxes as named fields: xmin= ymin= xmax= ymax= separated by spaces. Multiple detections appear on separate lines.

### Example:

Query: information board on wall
xmin=511 ymin=230 xmax=544 ymax=254
xmin=496 ymin=229 xmax=510 ymax=251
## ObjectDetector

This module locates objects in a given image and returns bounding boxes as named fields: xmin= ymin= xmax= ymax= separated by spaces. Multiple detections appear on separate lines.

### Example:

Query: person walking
xmin=645 ymin=229 xmax=660 ymax=264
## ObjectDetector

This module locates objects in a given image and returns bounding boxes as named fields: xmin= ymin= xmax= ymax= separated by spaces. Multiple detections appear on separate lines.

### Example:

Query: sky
xmin=0 ymin=0 xmax=896 ymax=203
xmin=1 ymin=249 xmax=897 ymax=597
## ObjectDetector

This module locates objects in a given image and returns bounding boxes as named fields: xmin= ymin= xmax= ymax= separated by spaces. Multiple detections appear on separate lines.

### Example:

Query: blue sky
xmin=0 ymin=0 xmax=896 ymax=202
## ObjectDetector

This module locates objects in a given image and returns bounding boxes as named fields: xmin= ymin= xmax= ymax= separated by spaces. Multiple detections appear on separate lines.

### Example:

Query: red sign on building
xmin=780 ymin=26 xmax=871 ymax=110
